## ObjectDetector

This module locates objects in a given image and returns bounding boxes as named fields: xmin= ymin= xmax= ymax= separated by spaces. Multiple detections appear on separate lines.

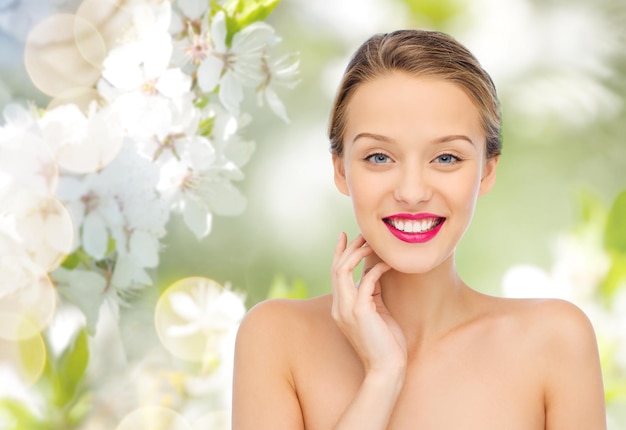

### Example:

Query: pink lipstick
xmin=383 ymin=213 xmax=445 ymax=244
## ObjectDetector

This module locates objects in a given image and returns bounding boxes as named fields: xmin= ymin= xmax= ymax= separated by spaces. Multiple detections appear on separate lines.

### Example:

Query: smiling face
xmin=333 ymin=71 xmax=498 ymax=274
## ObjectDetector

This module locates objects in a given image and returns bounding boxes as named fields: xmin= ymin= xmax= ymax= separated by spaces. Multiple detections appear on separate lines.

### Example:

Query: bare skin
xmin=231 ymin=73 xmax=606 ymax=429
xmin=232 ymin=252 xmax=605 ymax=429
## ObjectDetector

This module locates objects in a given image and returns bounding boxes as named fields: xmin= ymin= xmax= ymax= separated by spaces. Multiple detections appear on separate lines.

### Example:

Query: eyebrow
xmin=352 ymin=132 xmax=394 ymax=143
xmin=352 ymin=132 xmax=474 ymax=146
xmin=433 ymin=134 xmax=475 ymax=146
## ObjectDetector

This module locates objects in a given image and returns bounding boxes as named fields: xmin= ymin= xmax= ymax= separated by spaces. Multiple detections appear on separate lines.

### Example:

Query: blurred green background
xmin=0 ymin=0 xmax=624 ymax=308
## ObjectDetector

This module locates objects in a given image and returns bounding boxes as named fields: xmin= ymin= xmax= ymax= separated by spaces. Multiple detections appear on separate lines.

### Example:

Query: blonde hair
xmin=328 ymin=30 xmax=502 ymax=158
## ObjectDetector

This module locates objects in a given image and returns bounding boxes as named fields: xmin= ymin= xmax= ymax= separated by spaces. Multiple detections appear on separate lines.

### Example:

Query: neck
xmin=378 ymin=255 xmax=477 ymax=353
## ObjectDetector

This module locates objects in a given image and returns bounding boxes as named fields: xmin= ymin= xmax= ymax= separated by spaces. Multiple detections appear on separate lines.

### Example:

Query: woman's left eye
xmin=366 ymin=153 xmax=391 ymax=164
xmin=433 ymin=153 xmax=461 ymax=164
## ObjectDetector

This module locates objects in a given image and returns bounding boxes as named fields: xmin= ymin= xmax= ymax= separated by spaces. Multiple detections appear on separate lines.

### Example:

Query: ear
xmin=332 ymin=155 xmax=350 ymax=196
xmin=479 ymin=156 xmax=498 ymax=196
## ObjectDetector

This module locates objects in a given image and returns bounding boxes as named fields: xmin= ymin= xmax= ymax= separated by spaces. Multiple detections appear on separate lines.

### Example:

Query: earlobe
xmin=332 ymin=155 xmax=350 ymax=196
xmin=479 ymin=156 xmax=498 ymax=195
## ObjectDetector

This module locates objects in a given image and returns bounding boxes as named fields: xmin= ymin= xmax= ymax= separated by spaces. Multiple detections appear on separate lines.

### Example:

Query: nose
xmin=393 ymin=164 xmax=432 ymax=206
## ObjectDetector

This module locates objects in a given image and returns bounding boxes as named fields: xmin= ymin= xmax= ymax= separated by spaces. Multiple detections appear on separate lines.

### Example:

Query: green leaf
xmin=60 ymin=252 xmax=81 ymax=270
xmin=219 ymin=0 xmax=280 ymax=40
xmin=198 ymin=116 xmax=215 ymax=136
xmin=394 ymin=0 xmax=466 ymax=28
xmin=235 ymin=0 xmax=280 ymax=27
xmin=0 ymin=399 xmax=46 ymax=430
xmin=266 ymin=275 xmax=308 ymax=299
xmin=194 ymin=95 xmax=211 ymax=109
xmin=17 ymin=330 xmax=46 ymax=386
xmin=605 ymin=190 xmax=626 ymax=253
xmin=55 ymin=329 xmax=89 ymax=407
xmin=599 ymin=251 xmax=626 ymax=304
xmin=577 ymin=188 xmax=607 ymax=226
xmin=60 ymin=247 xmax=92 ymax=270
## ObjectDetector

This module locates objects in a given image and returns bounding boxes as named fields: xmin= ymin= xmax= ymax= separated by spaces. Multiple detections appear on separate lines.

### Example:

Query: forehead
xmin=344 ymin=72 xmax=484 ymax=146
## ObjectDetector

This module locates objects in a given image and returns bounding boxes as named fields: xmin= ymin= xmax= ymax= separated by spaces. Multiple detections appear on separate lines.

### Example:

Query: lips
xmin=383 ymin=213 xmax=445 ymax=243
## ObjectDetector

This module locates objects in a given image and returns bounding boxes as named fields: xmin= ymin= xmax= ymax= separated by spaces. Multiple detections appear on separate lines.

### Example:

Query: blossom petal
xmin=54 ymin=268 xmax=107 ymax=334
xmin=156 ymin=68 xmax=192 ymax=98
xmin=177 ymin=0 xmax=208 ymax=20
xmin=129 ymin=230 xmax=159 ymax=268
xmin=82 ymin=212 xmax=108 ymax=260
xmin=102 ymin=44 xmax=144 ymax=90
xmin=208 ymin=179 xmax=246 ymax=216
xmin=143 ymin=32 xmax=173 ymax=79
xmin=232 ymin=22 xmax=274 ymax=55
xmin=218 ymin=72 xmax=244 ymax=115
xmin=224 ymin=138 xmax=255 ymax=168
xmin=179 ymin=136 xmax=215 ymax=170
xmin=183 ymin=196 xmax=212 ymax=239
xmin=169 ymin=291 xmax=201 ymax=319
xmin=111 ymin=254 xmax=152 ymax=288
xmin=210 ymin=12 xmax=227 ymax=53
xmin=197 ymin=56 xmax=223 ymax=93
xmin=166 ymin=322 xmax=200 ymax=337
xmin=261 ymin=86 xmax=289 ymax=123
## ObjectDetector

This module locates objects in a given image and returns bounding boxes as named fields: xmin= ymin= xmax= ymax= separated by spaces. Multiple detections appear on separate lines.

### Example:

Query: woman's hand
xmin=331 ymin=232 xmax=407 ymax=374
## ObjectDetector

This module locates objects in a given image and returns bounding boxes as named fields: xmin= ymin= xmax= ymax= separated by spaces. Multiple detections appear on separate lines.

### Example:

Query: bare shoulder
xmin=488 ymin=297 xmax=597 ymax=344
xmin=238 ymin=294 xmax=333 ymax=338
xmin=482 ymin=296 xmax=606 ymax=428
xmin=235 ymin=295 xmax=333 ymax=367
xmin=232 ymin=295 xmax=334 ymax=429
xmin=504 ymin=297 xmax=601 ymax=369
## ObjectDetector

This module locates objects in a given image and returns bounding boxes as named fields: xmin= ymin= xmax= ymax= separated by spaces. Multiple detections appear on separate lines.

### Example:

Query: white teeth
xmin=389 ymin=218 xmax=440 ymax=233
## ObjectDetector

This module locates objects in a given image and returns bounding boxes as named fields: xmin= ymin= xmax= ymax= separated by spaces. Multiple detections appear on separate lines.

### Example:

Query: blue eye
xmin=366 ymin=153 xmax=391 ymax=164
xmin=434 ymin=153 xmax=461 ymax=164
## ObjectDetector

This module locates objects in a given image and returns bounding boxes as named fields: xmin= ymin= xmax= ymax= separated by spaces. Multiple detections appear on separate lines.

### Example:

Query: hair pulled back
xmin=328 ymin=30 xmax=501 ymax=159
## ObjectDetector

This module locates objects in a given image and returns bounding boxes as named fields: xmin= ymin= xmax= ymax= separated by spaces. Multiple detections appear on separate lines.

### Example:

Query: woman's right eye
xmin=365 ymin=153 xmax=391 ymax=164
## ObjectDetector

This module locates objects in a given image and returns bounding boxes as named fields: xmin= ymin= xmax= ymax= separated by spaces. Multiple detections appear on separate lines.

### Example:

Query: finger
xmin=332 ymin=232 xmax=361 ymax=310
xmin=333 ymin=233 xmax=368 ymax=269
xmin=333 ymin=234 xmax=372 ymax=277
xmin=345 ymin=233 xmax=366 ymax=252
xmin=333 ymin=231 xmax=347 ymax=261
xmin=331 ymin=232 xmax=347 ymax=314
xmin=356 ymin=261 xmax=391 ymax=305
xmin=332 ymin=234 xmax=373 ymax=314
xmin=333 ymin=249 xmax=372 ymax=305
xmin=335 ymin=245 xmax=373 ymax=277
xmin=361 ymin=251 xmax=383 ymax=276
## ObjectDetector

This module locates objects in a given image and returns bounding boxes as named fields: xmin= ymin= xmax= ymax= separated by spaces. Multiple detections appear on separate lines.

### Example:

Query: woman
xmin=232 ymin=30 xmax=606 ymax=429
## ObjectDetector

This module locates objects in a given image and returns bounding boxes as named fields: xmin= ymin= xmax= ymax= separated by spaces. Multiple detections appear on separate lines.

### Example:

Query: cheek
xmin=438 ymin=172 xmax=481 ymax=212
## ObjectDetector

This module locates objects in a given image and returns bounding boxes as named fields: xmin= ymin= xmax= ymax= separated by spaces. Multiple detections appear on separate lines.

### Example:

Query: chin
xmin=383 ymin=254 xmax=445 ymax=275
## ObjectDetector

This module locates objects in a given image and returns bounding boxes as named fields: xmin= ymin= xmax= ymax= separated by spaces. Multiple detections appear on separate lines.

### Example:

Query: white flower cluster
xmin=0 ymin=0 xmax=297 ymax=332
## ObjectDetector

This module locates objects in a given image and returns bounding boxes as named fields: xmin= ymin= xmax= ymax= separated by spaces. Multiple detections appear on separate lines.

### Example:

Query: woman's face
xmin=333 ymin=71 xmax=498 ymax=274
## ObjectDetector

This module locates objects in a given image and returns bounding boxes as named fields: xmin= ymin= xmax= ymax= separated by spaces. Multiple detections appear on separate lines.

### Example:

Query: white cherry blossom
xmin=197 ymin=11 xmax=275 ymax=115
xmin=39 ymin=102 xmax=124 ymax=174
xmin=257 ymin=52 xmax=300 ymax=122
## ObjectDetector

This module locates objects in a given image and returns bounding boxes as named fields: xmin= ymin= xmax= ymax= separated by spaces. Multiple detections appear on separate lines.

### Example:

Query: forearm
xmin=333 ymin=368 xmax=405 ymax=430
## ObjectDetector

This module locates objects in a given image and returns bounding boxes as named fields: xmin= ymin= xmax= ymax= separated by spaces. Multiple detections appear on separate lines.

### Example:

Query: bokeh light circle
xmin=77 ymin=0 xmax=137 ymax=53
xmin=155 ymin=277 xmax=245 ymax=363
xmin=16 ymin=196 xmax=75 ymax=272
xmin=42 ymin=103 xmax=125 ymax=174
xmin=47 ymin=87 xmax=103 ymax=113
xmin=0 ymin=273 xmax=57 ymax=341
xmin=24 ymin=13 xmax=107 ymax=97
xmin=0 ymin=322 xmax=46 ymax=386
xmin=0 ymin=130 xmax=59 ymax=196
xmin=116 ymin=406 xmax=192 ymax=430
